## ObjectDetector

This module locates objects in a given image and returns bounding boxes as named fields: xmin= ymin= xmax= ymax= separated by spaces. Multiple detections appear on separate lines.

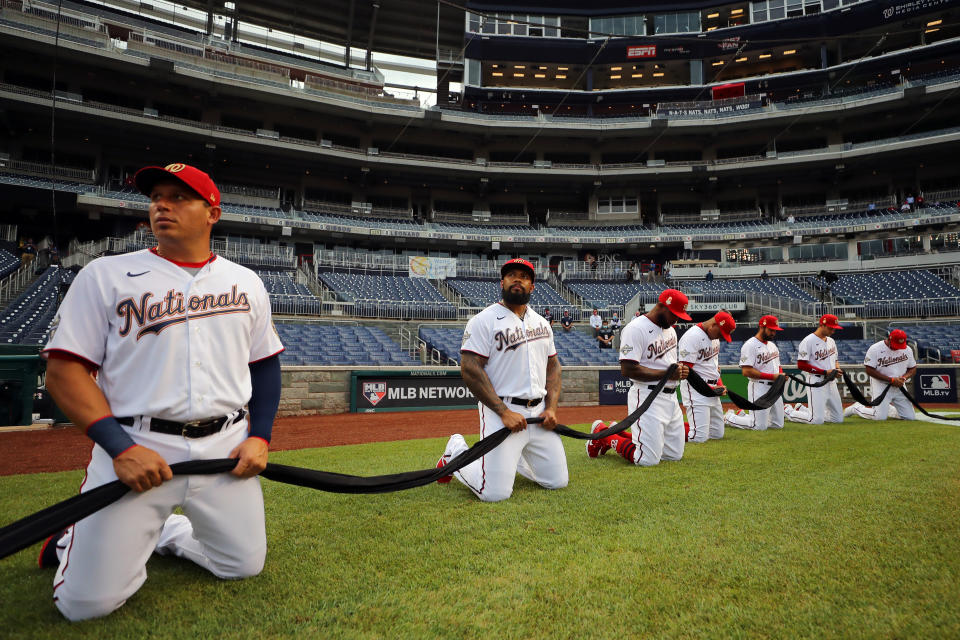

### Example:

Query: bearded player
xmin=435 ymin=258 xmax=566 ymax=502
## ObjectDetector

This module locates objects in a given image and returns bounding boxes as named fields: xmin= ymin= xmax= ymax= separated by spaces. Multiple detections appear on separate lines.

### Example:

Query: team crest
xmin=363 ymin=381 xmax=387 ymax=405
xmin=620 ymin=344 xmax=633 ymax=355
xmin=462 ymin=330 xmax=471 ymax=345
xmin=165 ymin=163 xmax=186 ymax=173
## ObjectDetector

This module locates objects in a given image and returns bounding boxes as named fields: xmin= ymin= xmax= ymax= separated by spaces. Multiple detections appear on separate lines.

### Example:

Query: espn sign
xmin=627 ymin=45 xmax=656 ymax=59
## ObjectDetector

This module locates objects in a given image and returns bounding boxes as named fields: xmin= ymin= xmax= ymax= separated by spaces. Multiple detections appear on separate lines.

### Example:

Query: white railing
xmin=0 ymin=263 xmax=35 ymax=306
xmin=0 ymin=224 xmax=17 ymax=243
xmin=925 ymin=188 xmax=960 ymax=202
xmin=4 ymin=159 xmax=94 ymax=182
xmin=433 ymin=211 xmax=529 ymax=225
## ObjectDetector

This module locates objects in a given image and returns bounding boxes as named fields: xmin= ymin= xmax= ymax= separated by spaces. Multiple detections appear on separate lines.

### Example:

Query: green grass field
xmin=1 ymin=417 xmax=959 ymax=639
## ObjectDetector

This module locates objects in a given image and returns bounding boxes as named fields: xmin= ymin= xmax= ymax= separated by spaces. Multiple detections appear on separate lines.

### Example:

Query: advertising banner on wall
xmin=408 ymin=256 xmax=457 ymax=279
xmin=914 ymin=368 xmax=956 ymax=404
xmin=351 ymin=370 xmax=476 ymax=412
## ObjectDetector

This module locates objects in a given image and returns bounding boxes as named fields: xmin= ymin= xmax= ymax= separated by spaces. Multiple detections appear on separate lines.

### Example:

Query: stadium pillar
xmin=923 ymin=235 xmax=931 ymax=252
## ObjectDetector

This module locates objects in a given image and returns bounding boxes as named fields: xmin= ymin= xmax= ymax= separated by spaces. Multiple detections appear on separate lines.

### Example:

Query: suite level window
xmin=589 ymin=15 xmax=645 ymax=37
xmin=653 ymin=11 xmax=700 ymax=34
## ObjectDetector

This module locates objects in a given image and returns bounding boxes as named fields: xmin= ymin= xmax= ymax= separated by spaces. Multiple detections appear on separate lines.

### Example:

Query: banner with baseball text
xmin=351 ymin=370 xmax=475 ymax=412
xmin=408 ymin=256 xmax=457 ymax=280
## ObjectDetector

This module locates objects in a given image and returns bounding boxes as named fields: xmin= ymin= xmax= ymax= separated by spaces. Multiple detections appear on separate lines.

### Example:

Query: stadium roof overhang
xmin=178 ymin=0 xmax=465 ymax=62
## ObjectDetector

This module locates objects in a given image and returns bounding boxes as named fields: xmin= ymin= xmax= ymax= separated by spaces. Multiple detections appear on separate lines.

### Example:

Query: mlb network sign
xmin=352 ymin=371 xmax=476 ymax=412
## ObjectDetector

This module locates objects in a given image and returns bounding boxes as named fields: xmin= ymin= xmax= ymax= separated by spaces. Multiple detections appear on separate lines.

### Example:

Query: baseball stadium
xmin=1 ymin=0 xmax=959 ymax=635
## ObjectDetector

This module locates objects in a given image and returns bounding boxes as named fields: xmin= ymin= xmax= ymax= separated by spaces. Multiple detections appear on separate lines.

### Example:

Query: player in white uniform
xmin=725 ymin=315 xmax=785 ymax=431
xmin=846 ymin=329 xmax=917 ymax=420
xmin=435 ymin=258 xmax=566 ymax=502
xmin=784 ymin=314 xmax=844 ymax=424
xmin=678 ymin=311 xmax=735 ymax=442
xmin=39 ymin=163 xmax=284 ymax=621
xmin=586 ymin=289 xmax=691 ymax=466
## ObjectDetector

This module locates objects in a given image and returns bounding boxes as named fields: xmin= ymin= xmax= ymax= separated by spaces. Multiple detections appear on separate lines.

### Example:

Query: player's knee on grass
xmin=56 ymin=592 xmax=126 ymax=622
xmin=478 ymin=487 xmax=514 ymax=503
xmin=207 ymin=546 xmax=266 ymax=579
xmin=538 ymin=470 xmax=568 ymax=490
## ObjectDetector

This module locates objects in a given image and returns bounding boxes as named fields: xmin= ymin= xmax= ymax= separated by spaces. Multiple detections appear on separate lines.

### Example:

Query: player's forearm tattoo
xmin=544 ymin=356 xmax=561 ymax=411
xmin=461 ymin=352 xmax=509 ymax=416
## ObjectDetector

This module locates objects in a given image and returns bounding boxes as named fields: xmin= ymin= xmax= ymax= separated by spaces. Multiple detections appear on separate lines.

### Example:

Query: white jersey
xmin=740 ymin=336 xmax=780 ymax=374
xmin=589 ymin=314 xmax=602 ymax=330
xmin=677 ymin=324 xmax=720 ymax=381
xmin=864 ymin=340 xmax=916 ymax=378
xmin=44 ymin=249 xmax=283 ymax=421
xmin=797 ymin=333 xmax=838 ymax=372
xmin=619 ymin=315 xmax=678 ymax=383
xmin=461 ymin=302 xmax=556 ymax=399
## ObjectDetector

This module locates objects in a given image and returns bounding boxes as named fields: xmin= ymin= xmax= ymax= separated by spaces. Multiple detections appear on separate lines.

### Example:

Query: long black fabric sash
xmin=0 ymin=367 xmax=680 ymax=560
xmin=839 ymin=372 xmax=960 ymax=421
xmin=718 ymin=370 xmax=841 ymax=411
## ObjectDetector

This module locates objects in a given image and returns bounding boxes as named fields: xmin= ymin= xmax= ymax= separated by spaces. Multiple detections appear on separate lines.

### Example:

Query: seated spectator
xmin=610 ymin=313 xmax=621 ymax=331
xmin=543 ymin=307 xmax=554 ymax=326
xmin=560 ymin=310 xmax=574 ymax=331
xmin=706 ymin=269 xmax=714 ymax=282
xmin=597 ymin=320 xmax=614 ymax=349
xmin=761 ymin=269 xmax=769 ymax=280
xmin=589 ymin=308 xmax=602 ymax=335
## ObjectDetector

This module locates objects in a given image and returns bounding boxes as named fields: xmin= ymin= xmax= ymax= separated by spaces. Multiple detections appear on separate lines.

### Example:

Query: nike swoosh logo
xmin=648 ymin=329 xmax=654 ymax=333
xmin=497 ymin=316 xmax=506 ymax=320
xmin=127 ymin=271 xmax=150 ymax=277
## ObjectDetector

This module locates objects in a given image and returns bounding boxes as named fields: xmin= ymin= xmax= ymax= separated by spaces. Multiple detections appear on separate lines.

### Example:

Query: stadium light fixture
xmin=558 ymin=66 xmax=568 ymax=70
xmin=706 ymin=26 xmax=717 ymax=31
xmin=492 ymin=72 xmax=503 ymax=76
xmin=736 ymin=56 xmax=748 ymax=62
xmin=611 ymin=66 xmax=622 ymax=71
xmin=535 ymin=73 xmax=546 ymax=78
xmin=611 ymin=75 xmax=622 ymax=79
xmin=730 ymin=8 xmax=743 ymax=14
xmin=783 ymin=49 xmax=796 ymax=55
xmin=712 ymin=61 xmax=724 ymax=66
xmin=515 ymin=65 xmax=526 ymax=69
xmin=632 ymin=73 xmax=643 ymax=78
xmin=925 ymin=28 xmax=940 ymax=33
xmin=759 ymin=53 xmax=772 ymax=59
xmin=556 ymin=74 xmax=567 ymax=79
xmin=514 ymin=73 xmax=524 ymax=77
xmin=653 ymin=72 xmax=664 ymax=77
xmin=927 ymin=19 xmax=942 ymax=26
xmin=707 ymin=12 xmax=719 ymax=18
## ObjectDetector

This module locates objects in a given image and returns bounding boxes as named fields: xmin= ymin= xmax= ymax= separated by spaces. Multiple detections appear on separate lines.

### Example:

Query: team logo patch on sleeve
xmin=362 ymin=381 xmax=387 ymax=406
xmin=620 ymin=344 xmax=633 ymax=355
xmin=461 ymin=331 xmax=471 ymax=345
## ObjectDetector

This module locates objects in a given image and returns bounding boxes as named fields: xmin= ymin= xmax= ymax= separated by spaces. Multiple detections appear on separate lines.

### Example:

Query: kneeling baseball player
xmin=39 ymin=164 xmax=283 ymax=621
xmin=586 ymin=289 xmax=690 ymax=466
xmin=678 ymin=311 xmax=735 ymax=442
xmin=436 ymin=259 xmax=567 ymax=502
xmin=845 ymin=329 xmax=917 ymax=420
xmin=784 ymin=314 xmax=844 ymax=424
xmin=725 ymin=316 xmax=785 ymax=430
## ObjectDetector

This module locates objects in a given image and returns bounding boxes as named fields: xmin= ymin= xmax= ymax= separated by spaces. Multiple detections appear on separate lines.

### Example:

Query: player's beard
xmin=653 ymin=311 xmax=676 ymax=328
xmin=502 ymin=286 xmax=531 ymax=305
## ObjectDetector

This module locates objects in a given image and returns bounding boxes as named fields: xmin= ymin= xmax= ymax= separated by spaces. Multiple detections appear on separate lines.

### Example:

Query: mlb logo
xmin=920 ymin=374 xmax=950 ymax=390
xmin=363 ymin=381 xmax=387 ymax=406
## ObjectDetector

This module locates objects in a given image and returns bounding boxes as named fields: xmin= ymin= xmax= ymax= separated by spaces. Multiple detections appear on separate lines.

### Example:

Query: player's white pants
xmin=679 ymin=380 xmax=724 ymax=442
xmin=446 ymin=402 xmax=568 ymax=502
xmin=725 ymin=380 xmax=784 ymax=430
xmin=853 ymin=383 xmax=916 ymax=421
xmin=624 ymin=383 xmax=685 ymax=465
xmin=53 ymin=415 xmax=265 ymax=622
xmin=784 ymin=376 xmax=844 ymax=424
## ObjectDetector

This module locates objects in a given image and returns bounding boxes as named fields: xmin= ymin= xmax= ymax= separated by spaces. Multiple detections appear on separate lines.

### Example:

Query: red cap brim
xmin=720 ymin=331 xmax=733 ymax=342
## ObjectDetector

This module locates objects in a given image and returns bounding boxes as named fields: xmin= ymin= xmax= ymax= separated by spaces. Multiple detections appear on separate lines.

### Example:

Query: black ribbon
xmin=0 ymin=366 xmax=682 ymax=561
xmin=839 ymin=372 xmax=959 ymax=421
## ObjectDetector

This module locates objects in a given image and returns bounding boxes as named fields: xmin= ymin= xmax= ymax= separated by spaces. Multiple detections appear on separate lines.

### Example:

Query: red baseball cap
xmin=713 ymin=310 xmax=736 ymax=342
xmin=501 ymin=258 xmax=536 ymax=281
xmin=659 ymin=289 xmax=691 ymax=321
xmin=888 ymin=329 xmax=908 ymax=350
xmin=134 ymin=163 xmax=220 ymax=207
xmin=819 ymin=314 xmax=843 ymax=329
xmin=759 ymin=315 xmax=783 ymax=331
